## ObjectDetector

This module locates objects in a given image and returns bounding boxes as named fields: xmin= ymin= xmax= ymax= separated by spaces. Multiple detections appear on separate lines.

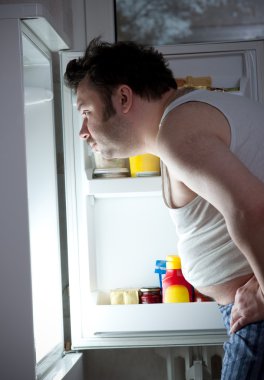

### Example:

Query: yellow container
xmin=129 ymin=154 xmax=160 ymax=177
xmin=162 ymin=255 xmax=193 ymax=303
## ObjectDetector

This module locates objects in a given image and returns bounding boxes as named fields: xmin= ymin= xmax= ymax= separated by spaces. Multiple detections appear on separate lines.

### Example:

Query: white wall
xmin=85 ymin=0 xmax=115 ymax=43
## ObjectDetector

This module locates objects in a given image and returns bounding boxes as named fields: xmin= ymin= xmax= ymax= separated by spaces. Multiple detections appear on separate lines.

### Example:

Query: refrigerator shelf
xmin=86 ymin=175 xmax=162 ymax=197
xmin=74 ymin=302 xmax=227 ymax=348
xmin=72 ymin=330 xmax=227 ymax=350
xmin=85 ymin=302 xmax=225 ymax=334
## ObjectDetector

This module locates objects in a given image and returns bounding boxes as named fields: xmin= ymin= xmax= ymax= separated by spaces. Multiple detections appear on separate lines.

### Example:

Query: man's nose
xmin=79 ymin=119 xmax=90 ymax=140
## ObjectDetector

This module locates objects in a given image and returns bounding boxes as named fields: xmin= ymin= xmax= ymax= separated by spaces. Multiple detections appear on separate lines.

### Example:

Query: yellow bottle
xmin=162 ymin=255 xmax=193 ymax=303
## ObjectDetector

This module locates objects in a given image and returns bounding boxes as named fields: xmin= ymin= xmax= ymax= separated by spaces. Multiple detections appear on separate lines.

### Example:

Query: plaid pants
xmin=219 ymin=303 xmax=264 ymax=380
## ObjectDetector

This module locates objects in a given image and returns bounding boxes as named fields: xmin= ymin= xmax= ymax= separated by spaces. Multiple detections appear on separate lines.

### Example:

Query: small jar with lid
xmin=139 ymin=287 xmax=162 ymax=304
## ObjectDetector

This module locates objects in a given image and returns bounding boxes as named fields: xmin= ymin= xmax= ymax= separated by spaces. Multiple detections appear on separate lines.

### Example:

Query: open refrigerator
xmin=2 ymin=8 xmax=263 ymax=377
xmin=60 ymin=39 xmax=264 ymax=360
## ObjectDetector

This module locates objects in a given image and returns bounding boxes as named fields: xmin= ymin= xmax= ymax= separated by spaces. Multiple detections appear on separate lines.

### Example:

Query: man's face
xmin=76 ymin=77 xmax=134 ymax=159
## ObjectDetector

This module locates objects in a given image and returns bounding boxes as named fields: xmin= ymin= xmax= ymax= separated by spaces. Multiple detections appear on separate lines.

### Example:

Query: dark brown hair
xmin=64 ymin=38 xmax=177 ymax=103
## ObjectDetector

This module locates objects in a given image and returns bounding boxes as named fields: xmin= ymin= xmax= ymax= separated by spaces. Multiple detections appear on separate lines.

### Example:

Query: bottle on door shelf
xmin=162 ymin=255 xmax=194 ymax=303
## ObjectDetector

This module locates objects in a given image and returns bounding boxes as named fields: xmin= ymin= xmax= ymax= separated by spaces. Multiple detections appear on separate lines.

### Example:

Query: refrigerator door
xmin=0 ymin=14 xmax=82 ymax=379
xmin=22 ymin=24 xmax=83 ymax=380
xmin=61 ymin=40 xmax=264 ymax=349
xmin=23 ymin=27 xmax=63 ymax=367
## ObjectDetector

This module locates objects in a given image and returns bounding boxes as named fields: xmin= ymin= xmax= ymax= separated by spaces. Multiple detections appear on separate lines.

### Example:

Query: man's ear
xmin=116 ymin=85 xmax=133 ymax=114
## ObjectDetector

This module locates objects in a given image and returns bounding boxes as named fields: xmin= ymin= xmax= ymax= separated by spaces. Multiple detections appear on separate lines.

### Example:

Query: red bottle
xmin=162 ymin=255 xmax=193 ymax=303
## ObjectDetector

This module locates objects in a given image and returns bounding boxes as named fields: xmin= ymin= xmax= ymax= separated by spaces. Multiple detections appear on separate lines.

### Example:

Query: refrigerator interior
xmin=61 ymin=40 xmax=264 ymax=349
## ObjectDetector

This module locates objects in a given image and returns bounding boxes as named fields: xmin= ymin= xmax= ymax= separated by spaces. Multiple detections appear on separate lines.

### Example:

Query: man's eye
xmin=83 ymin=111 xmax=90 ymax=118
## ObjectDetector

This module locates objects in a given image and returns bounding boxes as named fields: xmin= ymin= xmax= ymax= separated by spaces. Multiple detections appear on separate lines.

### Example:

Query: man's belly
xmin=197 ymin=273 xmax=254 ymax=305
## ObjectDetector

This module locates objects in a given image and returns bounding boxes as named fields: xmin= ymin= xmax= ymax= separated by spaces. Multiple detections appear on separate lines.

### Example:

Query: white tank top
xmin=160 ymin=90 xmax=264 ymax=287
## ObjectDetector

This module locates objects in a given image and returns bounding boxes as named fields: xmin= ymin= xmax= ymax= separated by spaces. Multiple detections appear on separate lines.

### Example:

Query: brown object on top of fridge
xmin=176 ymin=76 xmax=212 ymax=89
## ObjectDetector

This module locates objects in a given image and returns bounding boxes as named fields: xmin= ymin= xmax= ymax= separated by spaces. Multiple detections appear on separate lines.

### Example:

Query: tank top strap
xmin=159 ymin=89 xmax=203 ymax=127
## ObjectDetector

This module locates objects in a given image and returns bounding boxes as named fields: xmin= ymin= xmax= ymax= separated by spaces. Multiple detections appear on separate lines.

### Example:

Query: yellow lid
xmin=166 ymin=255 xmax=181 ymax=269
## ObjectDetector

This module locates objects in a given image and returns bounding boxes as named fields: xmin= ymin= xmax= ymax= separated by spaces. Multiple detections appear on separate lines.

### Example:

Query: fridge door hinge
xmin=63 ymin=341 xmax=81 ymax=356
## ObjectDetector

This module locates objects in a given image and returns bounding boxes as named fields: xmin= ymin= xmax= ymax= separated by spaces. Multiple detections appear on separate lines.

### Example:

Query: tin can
xmin=139 ymin=287 xmax=162 ymax=304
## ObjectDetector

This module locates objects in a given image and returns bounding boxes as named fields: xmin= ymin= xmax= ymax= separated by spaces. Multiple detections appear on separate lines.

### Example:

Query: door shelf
xmin=86 ymin=302 xmax=225 ymax=334
xmin=78 ymin=302 xmax=227 ymax=349
xmin=85 ymin=175 xmax=162 ymax=197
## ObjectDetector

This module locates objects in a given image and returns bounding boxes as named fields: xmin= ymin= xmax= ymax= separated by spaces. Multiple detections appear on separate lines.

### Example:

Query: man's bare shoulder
xmin=157 ymin=100 xmax=230 ymax=152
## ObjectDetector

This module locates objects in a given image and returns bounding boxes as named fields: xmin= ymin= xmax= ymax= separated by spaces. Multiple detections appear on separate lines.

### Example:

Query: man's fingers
xmin=230 ymin=315 xmax=248 ymax=334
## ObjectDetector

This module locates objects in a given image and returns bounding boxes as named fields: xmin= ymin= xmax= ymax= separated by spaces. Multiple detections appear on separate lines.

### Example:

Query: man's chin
xmin=102 ymin=153 xmax=125 ymax=161
xmin=95 ymin=150 xmax=114 ymax=160
xmin=94 ymin=147 xmax=125 ymax=160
